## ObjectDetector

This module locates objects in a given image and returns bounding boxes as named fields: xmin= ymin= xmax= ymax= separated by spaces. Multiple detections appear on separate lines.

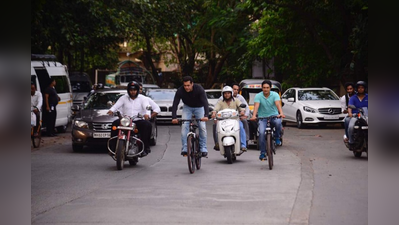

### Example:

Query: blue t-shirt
xmin=254 ymin=91 xmax=280 ymax=117
xmin=348 ymin=93 xmax=368 ymax=114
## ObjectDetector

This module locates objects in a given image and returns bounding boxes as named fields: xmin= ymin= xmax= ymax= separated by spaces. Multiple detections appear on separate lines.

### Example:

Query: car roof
xmin=205 ymin=89 xmax=222 ymax=92
xmin=289 ymin=87 xmax=332 ymax=90
xmin=94 ymin=88 xmax=126 ymax=94
xmin=147 ymin=88 xmax=177 ymax=92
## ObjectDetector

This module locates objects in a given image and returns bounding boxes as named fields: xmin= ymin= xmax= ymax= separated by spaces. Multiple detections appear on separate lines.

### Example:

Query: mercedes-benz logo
xmin=328 ymin=108 xmax=333 ymax=114
xmin=101 ymin=124 xmax=109 ymax=129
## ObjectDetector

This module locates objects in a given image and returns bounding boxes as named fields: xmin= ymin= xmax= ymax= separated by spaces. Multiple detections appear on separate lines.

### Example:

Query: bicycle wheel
xmin=31 ymin=126 xmax=41 ymax=148
xmin=266 ymin=133 xmax=273 ymax=170
xmin=195 ymin=139 xmax=201 ymax=170
xmin=187 ymin=135 xmax=195 ymax=174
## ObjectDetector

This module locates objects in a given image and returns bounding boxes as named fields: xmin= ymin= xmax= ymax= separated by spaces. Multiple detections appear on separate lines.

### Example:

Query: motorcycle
xmin=343 ymin=106 xmax=368 ymax=158
xmin=107 ymin=106 xmax=151 ymax=170
xmin=214 ymin=104 xmax=246 ymax=164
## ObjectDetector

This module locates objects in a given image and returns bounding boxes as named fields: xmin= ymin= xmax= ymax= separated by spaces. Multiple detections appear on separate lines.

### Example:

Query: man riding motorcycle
xmin=347 ymin=81 xmax=368 ymax=149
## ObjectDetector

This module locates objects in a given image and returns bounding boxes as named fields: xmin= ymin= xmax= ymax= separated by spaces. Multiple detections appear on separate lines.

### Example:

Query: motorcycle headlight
xmin=303 ymin=106 xmax=316 ymax=113
xmin=120 ymin=117 xmax=131 ymax=127
xmin=74 ymin=120 xmax=88 ymax=129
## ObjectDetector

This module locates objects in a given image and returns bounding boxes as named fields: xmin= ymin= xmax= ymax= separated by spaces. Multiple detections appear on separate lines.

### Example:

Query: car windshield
xmin=298 ymin=90 xmax=338 ymax=101
xmin=148 ymin=91 xmax=175 ymax=100
xmin=206 ymin=91 xmax=222 ymax=99
xmin=84 ymin=92 xmax=124 ymax=109
xmin=241 ymin=89 xmax=262 ymax=105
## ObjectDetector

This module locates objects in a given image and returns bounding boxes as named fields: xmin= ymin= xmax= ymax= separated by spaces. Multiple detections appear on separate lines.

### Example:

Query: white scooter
xmin=215 ymin=104 xmax=246 ymax=164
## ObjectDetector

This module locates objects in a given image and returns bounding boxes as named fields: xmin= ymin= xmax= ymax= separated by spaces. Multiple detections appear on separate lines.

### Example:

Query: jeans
xmin=181 ymin=105 xmax=207 ymax=153
xmin=258 ymin=117 xmax=282 ymax=154
xmin=213 ymin=120 xmax=247 ymax=148
xmin=347 ymin=117 xmax=358 ymax=144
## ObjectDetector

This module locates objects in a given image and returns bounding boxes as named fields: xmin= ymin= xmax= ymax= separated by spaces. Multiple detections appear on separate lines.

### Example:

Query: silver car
xmin=205 ymin=89 xmax=222 ymax=117
xmin=71 ymin=89 xmax=157 ymax=151
xmin=147 ymin=89 xmax=183 ymax=123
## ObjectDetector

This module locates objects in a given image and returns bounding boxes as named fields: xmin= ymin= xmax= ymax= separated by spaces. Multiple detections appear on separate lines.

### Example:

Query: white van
xmin=31 ymin=54 xmax=73 ymax=133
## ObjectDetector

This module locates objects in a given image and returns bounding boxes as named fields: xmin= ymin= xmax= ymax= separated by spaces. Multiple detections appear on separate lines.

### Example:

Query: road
xmin=31 ymin=121 xmax=367 ymax=225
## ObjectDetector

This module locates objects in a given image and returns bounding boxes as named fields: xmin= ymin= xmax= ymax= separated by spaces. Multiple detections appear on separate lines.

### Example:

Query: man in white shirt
xmin=107 ymin=81 xmax=152 ymax=157
xmin=31 ymin=82 xmax=43 ymax=136
xmin=339 ymin=82 xmax=355 ymax=142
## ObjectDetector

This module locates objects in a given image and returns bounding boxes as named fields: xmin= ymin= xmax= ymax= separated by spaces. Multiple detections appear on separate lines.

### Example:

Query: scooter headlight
xmin=120 ymin=117 xmax=131 ymax=127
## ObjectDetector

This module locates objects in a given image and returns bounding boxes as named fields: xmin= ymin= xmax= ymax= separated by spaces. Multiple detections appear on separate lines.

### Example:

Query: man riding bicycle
xmin=250 ymin=80 xmax=285 ymax=161
xmin=171 ymin=76 xmax=209 ymax=157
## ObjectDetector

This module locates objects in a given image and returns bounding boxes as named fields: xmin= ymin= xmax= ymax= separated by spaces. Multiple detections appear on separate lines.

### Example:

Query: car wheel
xmin=296 ymin=111 xmax=305 ymax=129
xmin=72 ymin=144 xmax=83 ymax=152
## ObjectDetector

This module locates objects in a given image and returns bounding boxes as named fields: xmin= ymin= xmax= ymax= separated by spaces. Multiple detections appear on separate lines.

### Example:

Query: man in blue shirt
xmin=250 ymin=80 xmax=285 ymax=161
xmin=347 ymin=81 xmax=368 ymax=147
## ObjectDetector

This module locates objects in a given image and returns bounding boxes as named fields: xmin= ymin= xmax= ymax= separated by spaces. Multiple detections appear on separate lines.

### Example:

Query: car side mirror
xmin=288 ymin=97 xmax=295 ymax=102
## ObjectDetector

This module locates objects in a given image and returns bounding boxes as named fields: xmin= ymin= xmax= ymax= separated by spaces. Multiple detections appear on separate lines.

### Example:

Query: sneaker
xmin=275 ymin=139 xmax=282 ymax=146
xmin=181 ymin=151 xmax=187 ymax=157
xmin=259 ymin=153 xmax=267 ymax=161
xmin=201 ymin=152 xmax=208 ymax=157
xmin=240 ymin=146 xmax=247 ymax=151
xmin=213 ymin=143 xmax=220 ymax=151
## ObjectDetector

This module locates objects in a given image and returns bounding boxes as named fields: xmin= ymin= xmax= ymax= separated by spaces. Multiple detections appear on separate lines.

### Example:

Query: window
xmin=52 ymin=76 xmax=71 ymax=94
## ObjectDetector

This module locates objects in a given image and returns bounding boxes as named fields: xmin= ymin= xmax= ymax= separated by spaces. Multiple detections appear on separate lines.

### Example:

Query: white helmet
xmin=222 ymin=86 xmax=233 ymax=94
xmin=222 ymin=86 xmax=233 ymax=101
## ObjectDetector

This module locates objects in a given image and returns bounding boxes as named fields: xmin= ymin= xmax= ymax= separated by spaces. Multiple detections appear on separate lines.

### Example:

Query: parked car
xmin=146 ymin=89 xmax=183 ymax=123
xmin=281 ymin=87 xmax=345 ymax=128
xmin=205 ymin=89 xmax=222 ymax=117
xmin=71 ymin=88 xmax=157 ymax=151
xmin=69 ymin=72 xmax=93 ymax=106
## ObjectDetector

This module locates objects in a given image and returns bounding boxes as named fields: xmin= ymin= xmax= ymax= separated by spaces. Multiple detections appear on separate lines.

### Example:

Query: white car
xmin=205 ymin=89 xmax=222 ymax=117
xmin=281 ymin=87 xmax=345 ymax=128
xmin=147 ymin=89 xmax=183 ymax=123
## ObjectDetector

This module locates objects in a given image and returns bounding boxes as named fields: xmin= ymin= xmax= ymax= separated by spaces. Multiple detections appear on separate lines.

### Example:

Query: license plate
xmin=324 ymin=115 xmax=339 ymax=120
xmin=93 ymin=132 xmax=111 ymax=138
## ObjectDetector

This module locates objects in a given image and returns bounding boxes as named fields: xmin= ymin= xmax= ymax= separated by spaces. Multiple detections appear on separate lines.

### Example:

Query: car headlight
xmin=303 ymin=106 xmax=316 ymax=113
xmin=74 ymin=120 xmax=88 ymax=128
xmin=120 ymin=117 xmax=131 ymax=127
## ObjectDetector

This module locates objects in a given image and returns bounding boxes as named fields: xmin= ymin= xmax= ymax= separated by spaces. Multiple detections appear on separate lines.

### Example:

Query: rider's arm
xmin=171 ymin=89 xmax=182 ymax=120
xmin=108 ymin=95 xmax=124 ymax=115
xmin=199 ymin=88 xmax=209 ymax=118
xmin=251 ymin=102 xmax=260 ymax=120
xmin=275 ymin=100 xmax=285 ymax=118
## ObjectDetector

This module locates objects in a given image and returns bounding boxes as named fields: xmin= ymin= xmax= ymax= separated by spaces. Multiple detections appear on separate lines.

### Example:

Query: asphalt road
xmin=31 ymin=121 xmax=367 ymax=225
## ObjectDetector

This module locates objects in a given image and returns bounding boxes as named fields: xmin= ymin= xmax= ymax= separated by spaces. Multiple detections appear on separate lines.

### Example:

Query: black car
xmin=71 ymin=89 xmax=157 ymax=151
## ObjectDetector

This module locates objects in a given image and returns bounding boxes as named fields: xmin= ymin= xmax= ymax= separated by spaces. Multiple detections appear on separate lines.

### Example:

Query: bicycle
xmin=31 ymin=111 xmax=42 ymax=148
xmin=180 ymin=115 xmax=203 ymax=174
xmin=257 ymin=116 xmax=282 ymax=170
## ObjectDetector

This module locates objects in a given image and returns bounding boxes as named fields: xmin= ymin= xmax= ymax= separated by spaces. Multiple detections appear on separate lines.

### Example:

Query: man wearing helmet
xmin=171 ymin=76 xmax=209 ymax=157
xmin=250 ymin=80 xmax=285 ymax=161
xmin=107 ymin=81 xmax=153 ymax=157
xmin=347 ymin=81 xmax=368 ymax=148
xmin=211 ymin=86 xmax=247 ymax=152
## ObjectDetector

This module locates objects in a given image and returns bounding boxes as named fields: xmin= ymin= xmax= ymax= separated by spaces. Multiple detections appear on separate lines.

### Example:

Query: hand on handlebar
xmin=201 ymin=117 xmax=209 ymax=122
xmin=277 ymin=114 xmax=286 ymax=118
xmin=172 ymin=119 xmax=179 ymax=124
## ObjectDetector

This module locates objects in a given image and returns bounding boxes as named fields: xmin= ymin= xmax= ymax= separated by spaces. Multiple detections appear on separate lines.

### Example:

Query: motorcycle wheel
xmin=116 ymin=140 xmax=126 ymax=170
xmin=225 ymin=146 xmax=233 ymax=164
